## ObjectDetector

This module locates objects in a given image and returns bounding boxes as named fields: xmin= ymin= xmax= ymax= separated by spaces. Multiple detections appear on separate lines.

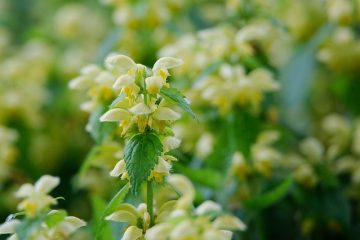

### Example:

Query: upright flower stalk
xmin=71 ymin=54 xmax=245 ymax=239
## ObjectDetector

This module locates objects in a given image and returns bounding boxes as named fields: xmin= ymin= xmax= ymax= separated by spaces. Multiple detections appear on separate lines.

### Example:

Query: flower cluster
xmin=159 ymin=25 xmax=282 ymax=114
xmin=231 ymin=130 xmax=282 ymax=180
xmin=0 ymin=175 xmax=85 ymax=240
xmin=106 ymin=174 xmax=246 ymax=240
xmin=71 ymin=54 xmax=185 ymax=183
xmin=192 ymin=64 xmax=279 ymax=113
xmin=71 ymin=55 xmax=247 ymax=239
xmin=99 ymin=54 xmax=184 ymax=135
xmin=280 ymin=114 xmax=360 ymax=192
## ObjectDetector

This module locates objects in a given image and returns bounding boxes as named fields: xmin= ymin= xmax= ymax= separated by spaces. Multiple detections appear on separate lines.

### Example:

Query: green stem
xmin=147 ymin=180 xmax=154 ymax=226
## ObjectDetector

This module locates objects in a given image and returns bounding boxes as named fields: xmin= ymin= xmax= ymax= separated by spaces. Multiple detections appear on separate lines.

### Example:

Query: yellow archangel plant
xmin=71 ymin=54 xmax=245 ymax=239
xmin=106 ymin=174 xmax=246 ymax=240
xmin=97 ymin=54 xmax=195 ymax=193
xmin=0 ymin=175 xmax=86 ymax=240
xmin=79 ymin=54 xmax=195 ymax=230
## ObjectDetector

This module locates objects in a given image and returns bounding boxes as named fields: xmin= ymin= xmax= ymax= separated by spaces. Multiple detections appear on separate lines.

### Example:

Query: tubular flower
xmin=99 ymin=54 xmax=182 ymax=135
xmin=106 ymin=174 xmax=246 ymax=240
xmin=16 ymin=175 xmax=60 ymax=217
xmin=192 ymin=64 xmax=279 ymax=114
xmin=83 ymin=54 xmax=185 ymax=183
xmin=0 ymin=176 xmax=85 ymax=240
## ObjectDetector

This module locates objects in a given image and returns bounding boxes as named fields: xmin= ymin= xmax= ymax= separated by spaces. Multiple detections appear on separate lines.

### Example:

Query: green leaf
xmin=92 ymin=197 xmax=113 ymax=240
xmin=16 ymin=213 xmax=47 ymax=240
xmin=124 ymin=132 xmax=163 ymax=195
xmin=207 ymin=110 xmax=260 ymax=172
xmin=94 ymin=28 xmax=121 ymax=64
xmin=95 ymin=183 xmax=130 ymax=240
xmin=245 ymin=177 xmax=293 ymax=210
xmin=78 ymin=145 xmax=102 ymax=181
xmin=88 ymin=105 xmax=118 ymax=144
xmin=279 ymin=23 xmax=334 ymax=134
xmin=160 ymin=87 xmax=195 ymax=118
xmin=45 ymin=210 xmax=67 ymax=228
xmin=174 ymin=164 xmax=222 ymax=189
xmin=194 ymin=61 xmax=222 ymax=84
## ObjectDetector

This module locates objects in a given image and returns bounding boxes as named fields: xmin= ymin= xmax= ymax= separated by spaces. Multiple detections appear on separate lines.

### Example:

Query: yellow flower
xmin=16 ymin=175 xmax=60 ymax=217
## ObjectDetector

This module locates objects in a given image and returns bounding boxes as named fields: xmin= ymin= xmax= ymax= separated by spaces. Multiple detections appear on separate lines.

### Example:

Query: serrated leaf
xmin=88 ymin=105 xmax=118 ymax=144
xmin=124 ymin=132 xmax=163 ymax=195
xmin=160 ymin=87 xmax=195 ymax=118
xmin=95 ymin=183 xmax=130 ymax=240
xmin=245 ymin=176 xmax=293 ymax=210
xmin=45 ymin=210 xmax=67 ymax=228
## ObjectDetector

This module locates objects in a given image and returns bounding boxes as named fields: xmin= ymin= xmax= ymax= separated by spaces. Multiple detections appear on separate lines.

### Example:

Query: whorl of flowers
xmin=71 ymin=54 xmax=189 ymax=188
xmin=0 ymin=175 xmax=85 ymax=240
xmin=106 ymin=174 xmax=246 ymax=240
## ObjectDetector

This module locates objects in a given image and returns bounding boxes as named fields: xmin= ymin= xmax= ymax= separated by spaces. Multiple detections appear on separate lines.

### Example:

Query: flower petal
xmin=167 ymin=174 xmax=195 ymax=200
xmin=203 ymin=229 xmax=232 ymax=240
xmin=153 ymin=57 xmax=183 ymax=72
xmin=213 ymin=215 xmax=247 ymax=231
xmin=153 ymin=107 xmax=180 ymax=121
xmin=145 ymin=76 xmax=163 ymax=94
xmin=80 ymin=64 xmax=102 ymax=76
xmin=146 ymin=223 xmax=173 ymax=240
xmin=100 ymin=108 xmax=131 ymax=122
xmin=68 ymin=76 xmax=92 ymax=90
xmin=129 ymin=103 xmax=153 ymax=115
xmin=55 ymin=216 xmax=86 ymax=236
xmin=110 ymin=160 xmax=126 ymax=177
xmin=113 ymin=74 xmax=135 ymax=89
xmin=195 ymin=201 xmax=222 ymax=215
xmin=170 ymin=220 xmax=197 ymax=239
xmin=105 ymin=54 xmax=137 ymax=72
xmin=105 ymin=210 xmax=138 ymax=226
xmin=0 ymin=219 xmax=20 ymax=234
xmin=163 ymin=137 xmax=181 ymax=152
xmin=154 ymin=157 xmax=171 ymax=173
xmin=121 ymin=226 xmax=143 ymax=240
xmin=15 ymin=183 xmax=35 ymax=198
xmin=35 ymin=175 xmax=60 ymax=194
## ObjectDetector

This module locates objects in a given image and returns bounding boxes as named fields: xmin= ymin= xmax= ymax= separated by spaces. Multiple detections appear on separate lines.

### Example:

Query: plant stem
xmin=147 ymin=180 xmax=154 ymax=226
